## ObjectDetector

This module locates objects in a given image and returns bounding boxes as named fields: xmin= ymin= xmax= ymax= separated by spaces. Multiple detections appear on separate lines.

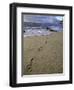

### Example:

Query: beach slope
xmin=22 ymin=32 xmax=63 ymax=75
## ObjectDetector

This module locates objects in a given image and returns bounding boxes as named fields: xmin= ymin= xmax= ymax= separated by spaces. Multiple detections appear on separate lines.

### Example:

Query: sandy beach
xmin=22 ymin=32 xmax=63 ymax=75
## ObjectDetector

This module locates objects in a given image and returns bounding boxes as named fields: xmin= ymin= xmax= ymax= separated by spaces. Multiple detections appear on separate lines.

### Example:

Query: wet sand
xmin=22 ymin=32 xmax=63 ymax=75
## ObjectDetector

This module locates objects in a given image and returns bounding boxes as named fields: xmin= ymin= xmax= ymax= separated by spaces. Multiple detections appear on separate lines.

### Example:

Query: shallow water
xmin=23 ymin=26 xmax=63 ymax=37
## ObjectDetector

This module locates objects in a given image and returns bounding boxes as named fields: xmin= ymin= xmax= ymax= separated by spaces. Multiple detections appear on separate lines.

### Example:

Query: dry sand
xmin=22 ymin=32 xmax=63 ymax=75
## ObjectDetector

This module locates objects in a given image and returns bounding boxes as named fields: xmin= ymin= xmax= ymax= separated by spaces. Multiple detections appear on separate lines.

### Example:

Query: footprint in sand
xmin=38 ymin=46 xmax=43 ymax=51
xmin=45 ymin=41 xmax=47 ymax=44
xmin=26 ymin=58 xmax=34 ymax=72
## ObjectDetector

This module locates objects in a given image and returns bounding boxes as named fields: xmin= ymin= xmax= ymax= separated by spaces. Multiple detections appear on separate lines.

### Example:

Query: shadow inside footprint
xmin=26 ymin=65 xmax=32 ymax=72
xmin=38 ymin=46 xmax=43 ymax=51
xmin=45 ymin=41 xmax=47 ymax=44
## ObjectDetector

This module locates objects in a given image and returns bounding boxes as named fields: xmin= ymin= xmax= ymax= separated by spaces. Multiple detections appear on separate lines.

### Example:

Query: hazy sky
xmin=55 ymin=16 xmax=63 ymax=21
xmin=23 ymin=14 xmax=63 ymax=23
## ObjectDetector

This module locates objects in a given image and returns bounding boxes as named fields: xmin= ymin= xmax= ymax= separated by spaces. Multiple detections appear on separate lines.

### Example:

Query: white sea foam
xmin=23 ymin=29 xmax=52 ymax=37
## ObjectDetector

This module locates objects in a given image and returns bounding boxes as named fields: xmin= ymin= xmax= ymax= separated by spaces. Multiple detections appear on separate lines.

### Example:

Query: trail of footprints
xmin=26 ymin=58 xmax=34 ymax=72
xmin=25 ymin=40 xmax=48 ymax=72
